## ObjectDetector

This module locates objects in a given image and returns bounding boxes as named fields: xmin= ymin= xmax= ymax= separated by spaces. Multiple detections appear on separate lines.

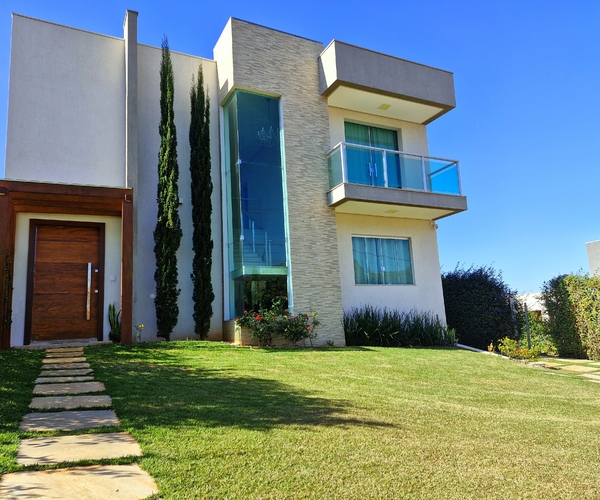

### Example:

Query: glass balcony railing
xmin=327 ymin=142 xmax=462 ymax=196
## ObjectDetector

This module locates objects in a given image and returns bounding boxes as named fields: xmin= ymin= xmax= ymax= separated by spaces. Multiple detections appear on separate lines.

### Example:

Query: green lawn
xmin=3 ymin=342 xmax=600 ymax=499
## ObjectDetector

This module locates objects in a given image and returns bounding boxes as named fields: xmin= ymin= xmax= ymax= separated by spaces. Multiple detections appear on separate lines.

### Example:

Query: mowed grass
xmin=4 ymin=343 xmax=600 ymax=498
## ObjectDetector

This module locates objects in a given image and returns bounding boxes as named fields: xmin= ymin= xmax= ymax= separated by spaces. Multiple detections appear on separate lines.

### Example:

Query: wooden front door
xmin=25 ymin=220 xmax=105 ymax=343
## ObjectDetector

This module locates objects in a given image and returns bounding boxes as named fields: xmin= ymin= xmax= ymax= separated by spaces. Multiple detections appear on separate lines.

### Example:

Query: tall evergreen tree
xmin=154 ymin=36 xmax=182 ymax=341
xmin=189 ymin=64 xmax=214 ymax=338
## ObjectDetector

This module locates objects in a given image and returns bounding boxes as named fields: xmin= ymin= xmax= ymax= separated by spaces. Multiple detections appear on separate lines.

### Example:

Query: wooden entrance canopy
xmin=0 ymin=180 xmax=133 ymax=349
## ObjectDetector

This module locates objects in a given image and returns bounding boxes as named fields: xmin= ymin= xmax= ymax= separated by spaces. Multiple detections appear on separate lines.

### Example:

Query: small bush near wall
xmin=541 ymin=274 xmax=600 ymax=359
xmin=442 ymin=265 xmax=520 ymax=350
xmin=342 ymin=306 xmax=455 ymax=347
xmin=522 ymin=312 xmax=557 ymax=355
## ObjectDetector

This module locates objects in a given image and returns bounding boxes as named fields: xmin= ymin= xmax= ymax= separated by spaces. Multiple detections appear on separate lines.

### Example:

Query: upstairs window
xmin=344 ymin=122 xmax=401 ymax=187
xmin=352 ymin=236 xmax=414 ymax=285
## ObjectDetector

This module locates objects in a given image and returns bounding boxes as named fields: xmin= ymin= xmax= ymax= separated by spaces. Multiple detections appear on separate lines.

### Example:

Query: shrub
xmin=542 ymin=274 xmax=600 ymax=360
xmin=497 ymin=337 xmax=541 ymax=361
xmin=235 ymin=302 xmax=319 ymax=347
xmin=108 ymin=303 xmax=121 ymax=343
xmin=342 ymin=305 xmax=454 ymax=347
xmin=522 ymin=312 xmax=556 ymax=355
xmin=442 ymin=265 xmax=520 ymax=350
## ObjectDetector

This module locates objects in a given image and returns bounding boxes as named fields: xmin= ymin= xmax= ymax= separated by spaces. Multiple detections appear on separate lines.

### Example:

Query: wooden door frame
xmin=0 ymin=180 xmax=133 ymax=349
xmin=24 ymin=220 xmax=106 ymax=345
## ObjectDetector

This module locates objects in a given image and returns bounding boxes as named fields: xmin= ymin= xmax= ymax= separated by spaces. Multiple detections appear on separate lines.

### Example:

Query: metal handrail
xmin=327 ymin=142 xmax=462 ymax=195
xmin=326 ymin=142 xmax=459 ymax=165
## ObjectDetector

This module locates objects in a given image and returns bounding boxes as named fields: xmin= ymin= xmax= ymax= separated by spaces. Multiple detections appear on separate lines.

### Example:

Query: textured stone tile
xmin=33 ymin=381 xmax=105 ymax=395
xmin=35 ymin=376 xmax=94 ymax=384
xmin=29 ymin=395 xmax=112 ymax=410
xmin=41 ymin=362 xmax=90 ymax=370
xmin=41 ymin=369 xmax=93 ymax=377
xmin=46 ymin=347 xmax=85 ymax=354
xmin=20 ymin=410 xmax=119 ymax=431
xmin=0 ymin=464 xmax=158 ymax=499
xmin=45 ymin=351 xmax=84 ymax=358
xmin=558 ymin=365 xmax=599 ymax=373
xmin=42 ymin=357 xmax=86 ymax=364
xmin=17 ymin=433 xmax=142 ymax=465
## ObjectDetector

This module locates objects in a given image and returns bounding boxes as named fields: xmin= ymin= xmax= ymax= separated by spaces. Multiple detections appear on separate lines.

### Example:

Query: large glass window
xmin=224 ymin=91 xmax=289 ymax=317
xmin=352 ymin=236 xmax=414 ymax=285
xmin=344 ymin=122 xmax=401 ymax=187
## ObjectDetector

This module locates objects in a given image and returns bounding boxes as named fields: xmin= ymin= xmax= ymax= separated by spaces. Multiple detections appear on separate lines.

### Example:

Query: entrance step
xmin=17 ymin=432 xmax=142 ymax=465
xmin=33 ymin=381 xmax=105 ymax=395
xmin=40 ymin=368 xmax=93 ymax=377
xmin=35 ymin=376 xmax=95 ymax=384
xmin=41 ymin=362 xmax=91 ymax=370
xmin=0 ymin=464 xmax=158 ymax=499
xmin=29 ymin=395 xmax=112 ymax=410
xmin=42 ymin=356 xmax=86 ymax=364
xmin=20 ymin=410 xmax=119 ymax=431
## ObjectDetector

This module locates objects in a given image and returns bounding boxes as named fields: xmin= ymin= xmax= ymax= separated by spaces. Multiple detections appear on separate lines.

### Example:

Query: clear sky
xmin=0 ymin=0 xmax=598 ymax=294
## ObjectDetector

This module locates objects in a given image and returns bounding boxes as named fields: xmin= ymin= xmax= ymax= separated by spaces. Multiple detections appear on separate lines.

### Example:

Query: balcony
xmin=319 ymin=41 xmax=456 ymax=125
xmin=327 ymin=143 xmax=467 ymax=220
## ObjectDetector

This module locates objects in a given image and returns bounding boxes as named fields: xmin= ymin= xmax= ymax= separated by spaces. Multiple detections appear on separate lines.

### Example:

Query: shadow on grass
xmin=87 ymin=344 xmax=394 ymax=432
xmin=0 ymin=349 xmax=44 ymax=474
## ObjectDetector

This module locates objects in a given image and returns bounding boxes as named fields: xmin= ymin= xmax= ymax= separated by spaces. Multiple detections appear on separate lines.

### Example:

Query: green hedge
xmin=342 ymin=306 xmax=454 ymax=347
xmin=442 ymin=265 xmax=520 ymax=350
xmin=541 ymin=274 xmax=600 ymax=359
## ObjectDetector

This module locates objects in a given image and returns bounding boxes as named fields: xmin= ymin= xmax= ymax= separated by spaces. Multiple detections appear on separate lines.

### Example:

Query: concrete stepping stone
xmin=41 ymin=362 xmax=91 ymax=370
xmin=553 ymin=358 xmax=594 ymax=363
xmin=46 ymin=347 xmax=85 ymax=354
xmin=45 ymin=351 xmax=84 ymax=359
xmin=41 ymin=368 xmax=93 ymax=377
xmin=35 ymin=376 xmax=95 ymax=384
xmin=33 ymin=381 xmax=104 ymax=395
xmin=0 ymin=464 xmax=158 ymax=499
xmin=20 ymin=410 xmax=119 ymax=431
xmin=17 ymin=432 xmax=142 ymax=465
xmin=29 ymin=395 xmax=112 ymax=410
xmin=42 ymin=356 xmax=86 ymax=364
xmin=534 ymin=362 xmax=564 ymax=368
xmin=558 ymin=365 xmax=599 ymax=373
xmin=580 ymin=373 xmax=600 ymax=381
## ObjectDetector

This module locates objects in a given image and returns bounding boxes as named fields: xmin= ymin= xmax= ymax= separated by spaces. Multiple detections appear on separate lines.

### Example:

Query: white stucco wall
xmin=11 ymin=213 xmax=122 ymax=347
xmin=135 ymin=45 xmax=223 ymax=341
xmin=328 ymin=107 xmax=429 ymax=155
xmin=335 ymin=213 xmax=447 ymax=321
xmin=586 ymin=240 xmax=600 ymax=277
xmin=5 ymin=15 xmax=126 ymax=186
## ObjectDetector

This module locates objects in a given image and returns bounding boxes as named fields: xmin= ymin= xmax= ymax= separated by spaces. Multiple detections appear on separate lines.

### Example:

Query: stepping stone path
xmin=533 ymin=357 xmax=600 ymax=383
xmin=0 ymin=346 xmax=158 ymax=499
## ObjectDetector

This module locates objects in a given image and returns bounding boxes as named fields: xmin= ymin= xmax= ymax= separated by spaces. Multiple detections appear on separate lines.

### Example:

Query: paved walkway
xmin=0 ymin=346 xmax=158 ymax=499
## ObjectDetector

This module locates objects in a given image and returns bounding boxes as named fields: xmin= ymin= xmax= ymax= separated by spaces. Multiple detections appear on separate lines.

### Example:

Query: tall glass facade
xmin=224 ymin=90 xmax=288 ymax=317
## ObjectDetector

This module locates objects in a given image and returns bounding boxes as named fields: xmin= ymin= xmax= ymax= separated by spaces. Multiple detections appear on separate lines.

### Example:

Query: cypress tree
xmin=189 ymin=64 xmax=214 ymax=338
xmin=154 ymin=36 xmax=182 ymax=341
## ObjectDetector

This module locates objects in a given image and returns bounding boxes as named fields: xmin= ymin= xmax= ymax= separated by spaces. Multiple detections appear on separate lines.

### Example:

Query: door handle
xmin=86 ymin=263 xmax=92 ymax=320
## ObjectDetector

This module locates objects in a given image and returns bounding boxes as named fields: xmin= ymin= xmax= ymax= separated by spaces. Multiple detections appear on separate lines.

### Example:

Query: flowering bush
xmin=497 ymin=337 xmax=541 ymax=361
xmin=235 ymin=303 xmax=319 ymax=347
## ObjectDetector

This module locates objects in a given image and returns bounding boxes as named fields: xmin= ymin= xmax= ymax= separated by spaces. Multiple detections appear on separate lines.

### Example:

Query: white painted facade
xmin=3 ymin=11 xmax=465 ymax=347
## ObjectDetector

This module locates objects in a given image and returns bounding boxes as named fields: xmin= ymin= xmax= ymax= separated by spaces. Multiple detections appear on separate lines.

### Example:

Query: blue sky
xmin=0 ymin=0 xmax=598 ymax=294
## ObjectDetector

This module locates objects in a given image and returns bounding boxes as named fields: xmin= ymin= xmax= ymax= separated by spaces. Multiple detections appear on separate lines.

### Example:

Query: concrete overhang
xmin=328 ymin=183 xmax=467 ymax=221
xmin=319 ymin=41 xmax=456 ymax=125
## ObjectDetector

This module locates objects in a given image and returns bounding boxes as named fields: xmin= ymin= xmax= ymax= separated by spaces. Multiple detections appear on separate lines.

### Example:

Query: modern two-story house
xmin=0 ymin=10 xmax=467 ymax=349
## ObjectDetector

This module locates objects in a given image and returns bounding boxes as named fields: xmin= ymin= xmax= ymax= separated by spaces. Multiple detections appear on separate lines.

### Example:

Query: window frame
xmin=351 ymin=235 xmax=415 ymax=286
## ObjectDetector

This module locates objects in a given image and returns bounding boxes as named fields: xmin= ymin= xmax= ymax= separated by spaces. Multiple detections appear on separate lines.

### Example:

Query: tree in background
xmin=154 ymin=36 xmax=182 ymax=341
xmin=189 ymin=64 xmax=214 ymax=339
xmin=442 ymin=265 xmax=520 ymax=350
